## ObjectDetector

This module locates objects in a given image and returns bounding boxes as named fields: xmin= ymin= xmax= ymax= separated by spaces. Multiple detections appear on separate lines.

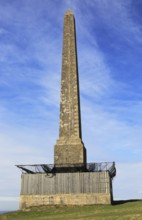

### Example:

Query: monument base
xmin=54 ymin=138 xmax=86 ymax=165
xmin=20 ymin=193 xmax=111 ymax=209
xmin=20 ymin=171 xmax=113 ymax=210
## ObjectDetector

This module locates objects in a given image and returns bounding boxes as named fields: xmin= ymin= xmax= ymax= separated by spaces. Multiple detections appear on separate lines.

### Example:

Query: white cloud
xmin=0 ymin=197 xmax=19 ymax=202
xmin=114 ymin=162 xmax=142 ymax=200
xmin=81 ymin=98 xmax=142 ymax=163
xmin=91 ymin=0 xmax=142 ymax=45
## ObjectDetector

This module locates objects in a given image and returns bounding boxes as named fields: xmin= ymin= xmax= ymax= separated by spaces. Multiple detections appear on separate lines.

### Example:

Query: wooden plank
xmin=21 ymin=172 xmax=112 ymax=195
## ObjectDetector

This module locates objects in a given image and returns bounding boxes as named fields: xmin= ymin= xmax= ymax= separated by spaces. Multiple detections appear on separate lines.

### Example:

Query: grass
xmin=0 ymin=200 xmax=142 ymax=220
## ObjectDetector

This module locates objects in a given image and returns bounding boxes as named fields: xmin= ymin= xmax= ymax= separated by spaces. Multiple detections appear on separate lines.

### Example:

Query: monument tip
xmin=65 ymin=9 xmax=73 ymax=15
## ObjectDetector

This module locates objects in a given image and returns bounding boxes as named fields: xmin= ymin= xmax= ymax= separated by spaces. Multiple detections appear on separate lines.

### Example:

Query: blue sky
xmin=0 ymin=0 xmax=142 ymax=211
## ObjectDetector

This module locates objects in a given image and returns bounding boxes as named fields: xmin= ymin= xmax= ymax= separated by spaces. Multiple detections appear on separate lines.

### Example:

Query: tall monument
xmin=54 ymin=9 xmax=86 ymax=167
xmin=17 ymin=10 xmax=116 ymax=209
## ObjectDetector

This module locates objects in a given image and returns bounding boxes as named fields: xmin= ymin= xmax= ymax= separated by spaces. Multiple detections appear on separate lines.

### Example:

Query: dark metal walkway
xmin=16 ymin=162 xmax=116 ymax=178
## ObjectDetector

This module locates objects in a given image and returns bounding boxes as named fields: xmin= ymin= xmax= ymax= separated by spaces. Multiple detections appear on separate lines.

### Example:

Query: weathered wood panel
xmin=21 ymin=172 xmax=111 ymax=195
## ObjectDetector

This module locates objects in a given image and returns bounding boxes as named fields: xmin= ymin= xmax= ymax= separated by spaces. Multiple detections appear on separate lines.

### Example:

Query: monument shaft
xmin=54 ymin=10 xmax=86 ymax=166
xmin=60 ymin=10 xmax=81 ymax=139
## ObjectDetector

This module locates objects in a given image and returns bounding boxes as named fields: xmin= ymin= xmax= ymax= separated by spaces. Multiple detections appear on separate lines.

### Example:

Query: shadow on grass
xmin=113 ymin=199 xmax=141 ymax=205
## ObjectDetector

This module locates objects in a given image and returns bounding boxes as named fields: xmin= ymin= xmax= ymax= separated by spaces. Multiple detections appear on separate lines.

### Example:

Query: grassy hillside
xmin=0 ymin=200 xmax=142 ymax=220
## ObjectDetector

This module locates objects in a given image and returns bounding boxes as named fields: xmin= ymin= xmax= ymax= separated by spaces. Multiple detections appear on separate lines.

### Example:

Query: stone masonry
xmin=54 ymin=9 xmax=86 ymax=166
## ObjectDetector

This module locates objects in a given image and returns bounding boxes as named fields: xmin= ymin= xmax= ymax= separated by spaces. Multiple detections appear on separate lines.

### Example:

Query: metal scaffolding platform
xmin=16 ymin=162 xmax=116 ymax=178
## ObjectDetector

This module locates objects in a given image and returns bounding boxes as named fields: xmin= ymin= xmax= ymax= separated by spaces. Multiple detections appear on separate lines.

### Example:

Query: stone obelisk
xmin=54 ymin=9 xmax=86 ymax=167
xmin=18 ymin=10 xmax=116 ymax=209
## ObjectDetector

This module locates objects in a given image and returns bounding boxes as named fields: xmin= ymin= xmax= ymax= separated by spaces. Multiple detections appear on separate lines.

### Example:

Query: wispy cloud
xmin=0 ymin=197 xmax=19 ymax=202
xmin=85 ymin=0 xmax=142 ymax=44
xmin=81 ymin=99 xmax=142 ymax=162
xmin=114 ymin=162 xmax=142 ymax=200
